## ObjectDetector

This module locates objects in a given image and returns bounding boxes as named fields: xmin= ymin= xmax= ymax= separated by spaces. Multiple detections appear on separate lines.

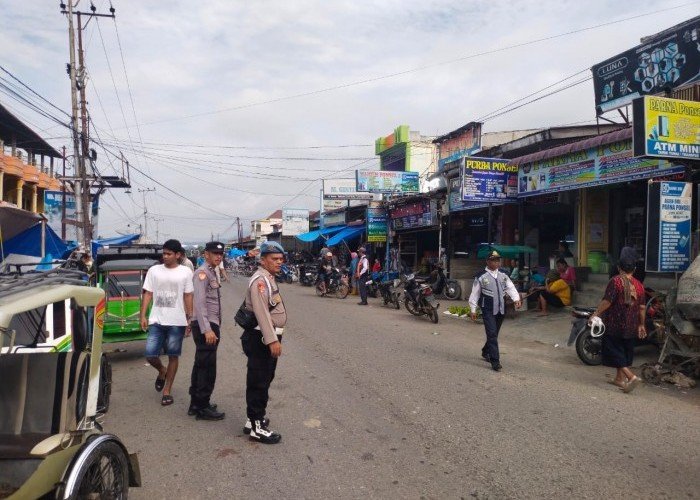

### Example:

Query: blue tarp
xmin=2 ymin=222 xmax=74 ymax=259
xmin=295 ymin=225 xmax=345 ymax=243
xmin=91 ymin=234 xmax=140 ymax=257
xmin=228 ymin=248 xmax=247 ymax=258
xmin=326 ymin=225 xmax=365 ymax=246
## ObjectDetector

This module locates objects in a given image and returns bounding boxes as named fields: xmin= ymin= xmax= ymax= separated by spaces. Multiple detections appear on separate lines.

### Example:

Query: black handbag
xmin=234 ymin=300 xmax=258 ymax=330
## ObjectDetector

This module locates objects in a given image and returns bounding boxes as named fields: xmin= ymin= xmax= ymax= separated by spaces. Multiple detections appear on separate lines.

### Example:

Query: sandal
xmin=161 ymin=394 xmax=174 ymax=406
xmin=622 ymin=376 xmax=641 ymax=394
xmin=155 ymin=375 xmax=166 ymax=392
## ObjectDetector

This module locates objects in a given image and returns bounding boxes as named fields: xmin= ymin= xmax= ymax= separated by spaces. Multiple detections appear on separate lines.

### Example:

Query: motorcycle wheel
xmin=336 ymin=284 xmax=349 ymax=299
xmin=405 ymin=299 xmax=421 ymax=316
xmin=443 ymin=280 xmax=461 ymax=300
xmin=429 ymin=308 xmax=439 ymax=324
xmin=393 ymin=295 xmax=401 ymax=309
xmin=575 ymin=330 xmax=602 ymax=366
xmin=315 ymin=283 xmax=325 ymax=297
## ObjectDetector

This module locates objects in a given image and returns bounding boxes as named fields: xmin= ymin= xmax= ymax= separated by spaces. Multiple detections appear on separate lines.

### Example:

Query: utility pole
xmin=62 ymin=1 xmax=116 ymax=249
xmin=235 ymin=216 xmax=241 ymax=243
xmin=152 ymin=217 xmax=163 ymax=244
xmin=138 ymin=187 xmax=156 ymax=241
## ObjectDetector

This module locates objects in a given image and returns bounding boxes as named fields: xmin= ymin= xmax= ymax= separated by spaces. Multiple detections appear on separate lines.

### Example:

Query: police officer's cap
xmin=486 ymin=250 xmax=501 ymax=260
xmin=260 ymin=241 xmax=286 ymax=255
xmin=205 ymin=241 xmax=225 ymax=253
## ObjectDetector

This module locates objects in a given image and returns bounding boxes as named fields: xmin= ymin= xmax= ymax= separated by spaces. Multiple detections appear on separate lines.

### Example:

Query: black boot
xmin=188 ymin=403 xmax=218 ymax=416
xmin=249 ymin=419 xmax=281 ymax=444
xmin=195 ymin=406 xmax=225 ymax=420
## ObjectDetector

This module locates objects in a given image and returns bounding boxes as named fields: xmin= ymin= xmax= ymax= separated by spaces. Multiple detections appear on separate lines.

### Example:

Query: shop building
xmin=375 ymin=125 xmax=436 ymax=192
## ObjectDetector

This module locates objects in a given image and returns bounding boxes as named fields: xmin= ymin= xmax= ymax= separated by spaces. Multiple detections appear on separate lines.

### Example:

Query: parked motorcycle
xmin=567 ymin=289 xmax=666 ymax=365
xmin=365 ymin=273 xmax=401 ymax=309
xmin=316 ymin=267 xmax=349 ymax=298
xmin=431 ymin=265 xmax=462 ymax=300
xmin=298 ymin=263 xmax=316 ymax=287
xmin=403 ymin=274 xmax=439 ymax=323
xmin=277 ymin=263 xmax=298 ymax=284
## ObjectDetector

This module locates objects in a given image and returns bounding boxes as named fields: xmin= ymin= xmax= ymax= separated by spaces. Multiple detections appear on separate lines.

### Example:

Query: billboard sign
xmin=633 ymin=95 xmax=700 ymax=160
xmin=518 ymin=138 xmax=685 ymax=197
xmin=389 ymin=199 xmax=437 ymax=230
xmin=461 ymin=158 xmax=518 ymax=203
xmin=356 ymin=170 xmax=419 ymax=193
xmin=323 ymin=178 xmax=373 ymax=200
xmin=44 ymin=190 xmax=100 ymax=239
xmin=281 ymin=209 xmax=309 ymax=236
xmin=448 ymin=177 xmax=490 ymax=213
xmin=646 ymin=181 xmax=692 ymax=272
xmin=592 ymin=16 xmax=700 ymax=114
xmin=367 ymin=206 xmax=387 ymax=242
xmin=436 ymin=122 xmax=482 ymax=171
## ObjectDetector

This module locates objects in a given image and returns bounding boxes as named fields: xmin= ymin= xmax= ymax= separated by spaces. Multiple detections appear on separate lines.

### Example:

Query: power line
xmin=126 ymin=2 xmax=698 ymax=128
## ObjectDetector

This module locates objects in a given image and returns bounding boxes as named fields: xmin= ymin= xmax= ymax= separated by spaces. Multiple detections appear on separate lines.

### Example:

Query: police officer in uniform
xmin=188 ymin=241 xmax=226 ymax=420
xmin=468 ymin=250 xmax=521 ymax=371
xmin=241 ymin=241 xmax=287 ymax=444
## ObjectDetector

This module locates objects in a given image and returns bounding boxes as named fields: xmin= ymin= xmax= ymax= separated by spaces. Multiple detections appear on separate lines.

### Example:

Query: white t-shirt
xmin=143 ymin=264 xmax=194 ymax=326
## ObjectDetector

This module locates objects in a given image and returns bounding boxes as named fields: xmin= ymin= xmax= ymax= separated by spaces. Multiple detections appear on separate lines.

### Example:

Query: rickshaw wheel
xmin=69 ymin=440 xmax=129 ymax=500
xmin=97 ymin=354 xmax=112 ymax=414
xmin=640 ymin=363 xmax=662 ymax=385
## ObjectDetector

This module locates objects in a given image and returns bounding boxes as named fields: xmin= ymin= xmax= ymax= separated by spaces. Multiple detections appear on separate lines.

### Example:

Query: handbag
xmin=234 ymin=300 xmax=258 ymax=329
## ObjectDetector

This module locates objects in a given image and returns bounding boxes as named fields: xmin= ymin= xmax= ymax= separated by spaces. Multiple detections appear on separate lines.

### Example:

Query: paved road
xmin=105 ymin=276 xmax=700 ymax=499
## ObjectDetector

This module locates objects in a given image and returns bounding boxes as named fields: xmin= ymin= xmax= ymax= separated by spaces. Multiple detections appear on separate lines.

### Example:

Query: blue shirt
xmin=349 ymin=257 xmax=359 ymax=274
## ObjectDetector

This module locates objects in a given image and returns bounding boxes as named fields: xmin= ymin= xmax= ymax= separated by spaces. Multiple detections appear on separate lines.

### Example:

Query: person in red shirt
xmin=372 ymin=258 xmax=381 ymax=273
xmin=556 ymin=258 xmax=576 ymax=288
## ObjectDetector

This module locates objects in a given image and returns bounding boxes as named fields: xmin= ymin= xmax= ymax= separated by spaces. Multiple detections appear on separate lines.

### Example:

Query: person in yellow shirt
xmin=531 ymin=269 xmax=571 ymax=316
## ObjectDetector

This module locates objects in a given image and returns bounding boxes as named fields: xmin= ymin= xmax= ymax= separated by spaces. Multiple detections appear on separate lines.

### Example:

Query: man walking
xmin=188 ymin=241 xmax=226 ymax=420
xmin=241 ymin=241 xmax=287 ymax=444
xmin=140 ymin=239 xmax=194 ymax=406
xmin=356 ymin=247 xmax=369 ymax=305
xmin=469 ymin=250 xmax=521 ymax=371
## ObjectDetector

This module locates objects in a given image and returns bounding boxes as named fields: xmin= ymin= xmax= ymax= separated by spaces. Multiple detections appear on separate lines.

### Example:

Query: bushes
xmin=448 ymin=305 xmax=480 ymax=318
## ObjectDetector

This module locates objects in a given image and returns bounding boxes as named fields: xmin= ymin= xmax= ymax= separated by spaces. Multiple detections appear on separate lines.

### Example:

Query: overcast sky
xmin=1 ymin=1 xmax=697 ymax=242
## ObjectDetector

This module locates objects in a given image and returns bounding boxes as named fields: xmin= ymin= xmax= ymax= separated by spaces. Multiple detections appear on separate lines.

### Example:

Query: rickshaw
xmin=0 ymin=268 xmax=140 ymax=499
xmin=97 ymin=259 xmax=158 ymax=344
xmin=94 ymin=244 xmax=161 ymax=345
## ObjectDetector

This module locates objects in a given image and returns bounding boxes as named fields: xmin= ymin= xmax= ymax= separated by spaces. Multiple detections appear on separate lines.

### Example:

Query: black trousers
xmin=241 ymin=329 xmax=281 ymax=421
xmin=481 ymin=309 xmax=505 ymax=363
xmin=189 ymin=321 xmax=220 ymax=408
xmin=358 ymin=273 xmax=368 ymax=303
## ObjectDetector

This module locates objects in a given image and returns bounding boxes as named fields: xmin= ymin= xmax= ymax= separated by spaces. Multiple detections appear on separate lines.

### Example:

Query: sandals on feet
xmin=622 ymin=376 xmax=641 ymax=394
xmin=155 ymin=375 xmax=166 ymax=392
xmin=161 ymin=394 xmax=174 ymax=406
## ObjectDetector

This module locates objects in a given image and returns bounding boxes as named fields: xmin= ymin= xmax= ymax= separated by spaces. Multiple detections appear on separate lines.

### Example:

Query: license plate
xmin=425 ymin=294 xmax=436 ymax=303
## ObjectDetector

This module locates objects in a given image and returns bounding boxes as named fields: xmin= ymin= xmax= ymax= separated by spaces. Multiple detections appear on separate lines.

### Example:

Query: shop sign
xmin=646 ymin=181 xmax=692 ymax=272
xmin=356 ymin=170 xmax=419 ymax=193
xmin=322 ymin=211 xmax=346 ymax=227
xmin=323 ymin=178 xmax=373 ymax=200
xmin=518 ymin=139 xmax=685 ymax=198
xmin=322 ymin=198 xmax=347 ymax=212
xmin=367 ymin=206 xmax=387 ymax=242
xmin=448 ymin=176 xmax=489 ymax=213
xmin=281 ymin=208 xmax=309 ymax=236
xmin=44 ymin=190 xmax=100 ymax=237
xmin=591 ymin=16 xmax=700 ymax=114
xmin=461 ymin=158 xmax=518 ymax=203
xmin=390 ymin=199 xmax=437 ymax=230
xmin=437 ymin=122 xmax=482 ymax=171
xmin=632 ymin=96 xmax=700 ymax=160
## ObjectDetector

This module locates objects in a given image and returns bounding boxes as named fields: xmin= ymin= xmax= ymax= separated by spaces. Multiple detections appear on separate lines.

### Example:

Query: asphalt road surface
xmin=105 ymin=276 xmax=700 ymax=499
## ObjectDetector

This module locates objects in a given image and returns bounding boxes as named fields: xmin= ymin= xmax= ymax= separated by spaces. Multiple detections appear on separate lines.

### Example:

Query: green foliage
xmin=448 ymin=305 xmax=480 ymax=317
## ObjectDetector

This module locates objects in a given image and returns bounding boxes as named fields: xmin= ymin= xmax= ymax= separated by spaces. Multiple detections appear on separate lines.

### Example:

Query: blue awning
xmin=295 ymin=225 xmax=345 ymax=243
xmin=326 ymin=225 xmax=365 ymax=246
xmin=1 ymin=222 xmax=74 ymax=260
xmin=91 ymin=234 xmax=140 ymax=257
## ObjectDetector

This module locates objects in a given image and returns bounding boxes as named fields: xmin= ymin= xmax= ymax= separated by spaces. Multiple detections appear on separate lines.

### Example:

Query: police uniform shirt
xmin=193 ymin=264 xmax=222 ymax=332
xmin=468 ymin=267 xmax=520 ymax=315
xmin=245 ymin=267 xmax=287 ymax=345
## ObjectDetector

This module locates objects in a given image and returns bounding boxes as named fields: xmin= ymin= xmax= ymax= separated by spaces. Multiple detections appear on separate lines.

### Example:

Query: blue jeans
xmin=145 ymin=324 xmax=186 ymax=357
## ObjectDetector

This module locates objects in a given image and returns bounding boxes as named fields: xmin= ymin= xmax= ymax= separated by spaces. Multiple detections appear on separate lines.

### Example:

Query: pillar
xmin=31 ymin=184 xmax=38 ymax=213
xmin=16 ymin=178 xmax=24 ymax=208
xmin=0 ymin=171 xmax=4 ymax=201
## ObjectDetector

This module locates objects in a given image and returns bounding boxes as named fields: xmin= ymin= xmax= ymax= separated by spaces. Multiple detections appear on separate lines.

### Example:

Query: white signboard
xmin=323 ymin=179 xmax=373 ymax=200
xmin=282 ymin=208 xmax=309 ymax=236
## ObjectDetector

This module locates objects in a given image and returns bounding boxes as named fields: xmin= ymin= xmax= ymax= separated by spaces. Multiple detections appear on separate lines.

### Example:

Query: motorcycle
xmin=403 ymin=273 xmax=440 ymax=323
xmin=277 ymin=263 xmax=298 ymax=284
xmin=567 ymin=289 xmax=666 ymax=365
xmin=430 ymin=265 xmax=462 ymax=300
xmin=298 ymin=263 xmax=316 ymax=287
xmin=365 ymin=273 xmax=401 ymax=309
xmin=316 ymin=267 xmax=349 ymax=299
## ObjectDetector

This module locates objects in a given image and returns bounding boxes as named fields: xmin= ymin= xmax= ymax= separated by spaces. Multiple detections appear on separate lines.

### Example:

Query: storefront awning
xmin=477 ymin=244 xmax=537 ymax=259
xmin=295 ymin=225 xmax=345 ymax=243
xmin=510 ymin=127 xmax=632 ymax=166
xmin=326 ymin=225 xmax=365 ymax=246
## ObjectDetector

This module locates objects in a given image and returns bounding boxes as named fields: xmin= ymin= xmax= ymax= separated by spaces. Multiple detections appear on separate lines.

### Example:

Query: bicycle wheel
xmin=68 ymin=440 xmax=130 ymax=500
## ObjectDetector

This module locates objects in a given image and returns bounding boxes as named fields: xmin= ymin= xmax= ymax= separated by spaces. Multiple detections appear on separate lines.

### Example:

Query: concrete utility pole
xmin=138 ymin=187 xmax=156 ymax=241
xmin=62 ymin=1 xmax=116 ymax=249
xmin=152 ymin=217 xmax=163 ymax=244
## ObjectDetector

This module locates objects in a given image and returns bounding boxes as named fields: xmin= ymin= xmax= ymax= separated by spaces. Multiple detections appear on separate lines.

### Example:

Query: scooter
xmin=298 ymin=263 xmax=316 ymax=286
xmin=315 ymin=267 xmax=349 ymax=298
xmin=367 ymin=273 xmax=401 ymax=309
xmin=567 ymin=289 xmax=666 ymax=365
xmin=431 ymin=265 xmax=462 ymax=300
xmin=277 ymin=263 xmax=297 ymax=284
xmin=403 ymin=274 xmax=439 ymax=323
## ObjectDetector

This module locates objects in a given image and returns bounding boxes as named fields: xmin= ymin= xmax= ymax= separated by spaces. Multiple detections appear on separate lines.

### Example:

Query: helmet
xmin=260 ymin=241 xmax=286 ymax=255
xmin=325 ymin=251 xmax=333 ymax=257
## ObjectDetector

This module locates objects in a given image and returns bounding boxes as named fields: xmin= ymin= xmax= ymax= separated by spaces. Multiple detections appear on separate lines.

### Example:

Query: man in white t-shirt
xmin=140 ymin=239 xmax=194 ymax=406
